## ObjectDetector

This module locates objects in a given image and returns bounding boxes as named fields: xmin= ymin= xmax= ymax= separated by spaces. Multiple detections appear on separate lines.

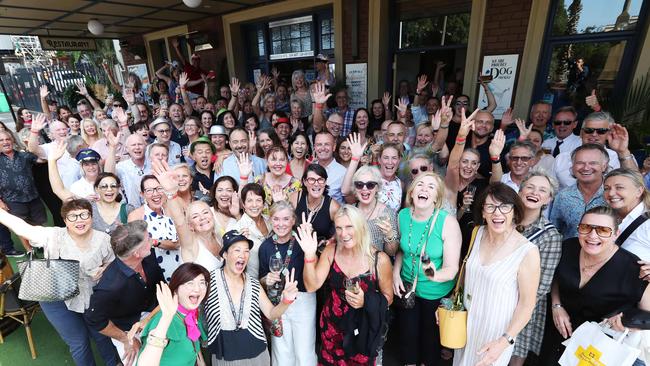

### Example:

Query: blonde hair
xmin=404 ymin=171 xmax=445 ymax=209
xmin=269 ymin=200 xmax=296 ymax=220
xmin=351 ymin=165 xmax=383 ymax=195
xmin=605 ymin=168 xmax=650 ymax=210
xmin=334 ymin=205 xmax=375 ymax=268
xmin=80 ymin=118 xmax=102 ymax=143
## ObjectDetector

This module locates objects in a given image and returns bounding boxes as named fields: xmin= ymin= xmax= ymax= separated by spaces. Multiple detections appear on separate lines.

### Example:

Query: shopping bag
xmin=559 ymin=321 xmax=640 ymax=366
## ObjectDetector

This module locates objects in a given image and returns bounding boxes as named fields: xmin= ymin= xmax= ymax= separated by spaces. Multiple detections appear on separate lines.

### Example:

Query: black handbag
xmin=622 ymin=308 xmax=650 ymax=330
xmin=16 ymin=253 xmax=80 ymax=302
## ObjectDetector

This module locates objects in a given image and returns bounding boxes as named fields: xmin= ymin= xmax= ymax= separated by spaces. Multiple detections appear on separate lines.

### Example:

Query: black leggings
xmin=397 ymin=296 xmax=443 ymax=366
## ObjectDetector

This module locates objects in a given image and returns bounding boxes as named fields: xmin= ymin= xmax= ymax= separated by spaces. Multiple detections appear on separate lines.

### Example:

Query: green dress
xmin=139 ymin=311 xmax=207 ymax=366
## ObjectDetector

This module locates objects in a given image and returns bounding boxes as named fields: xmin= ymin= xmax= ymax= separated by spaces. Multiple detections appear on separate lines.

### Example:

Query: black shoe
xmin=4 ymin=249 xmax=26 ymax=257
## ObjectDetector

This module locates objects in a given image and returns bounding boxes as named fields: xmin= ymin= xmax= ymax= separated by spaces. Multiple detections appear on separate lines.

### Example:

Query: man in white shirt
xmin=116 ymin=134 xmax=147 ymax=208
xmin=541 ymin=106 xmax=582 ymax=157
xmin=27 ymin=116 xmax=80 ymax=188
xmin=500 ymin=141 xmax=537 ymax=192
xmin=145 ymin=117 xmax=182 ymax=168
xmin=552 ymin=111 xmax=637 ymax=189
xmin=313 ymin=131 xmax=346 ymax=203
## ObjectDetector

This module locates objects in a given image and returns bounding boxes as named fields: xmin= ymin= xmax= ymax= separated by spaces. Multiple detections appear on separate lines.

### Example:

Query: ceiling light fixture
xmin=182 ymin=0 xmax=202 ymax=8
xmin=87 ymin=19 xmax=104 ymax=36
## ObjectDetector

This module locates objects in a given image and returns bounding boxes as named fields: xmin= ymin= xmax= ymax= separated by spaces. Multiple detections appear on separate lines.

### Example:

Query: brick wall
xmin=342 ymin=0 xmax=368 ymax=63
xmin=481 ymin=0 xmax=532 ymax=55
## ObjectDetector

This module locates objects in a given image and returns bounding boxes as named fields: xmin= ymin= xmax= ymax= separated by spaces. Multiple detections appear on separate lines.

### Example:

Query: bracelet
xmin=455 ymin=141 xmax=466 ymax=146
xmin=490 ymin=155 xmax=500 ymax=161
xmin=304 ymin=256 xmax=317 ymax=264
xmin=282 ymin=297 xmax=295 ymax=305
xmin=351 ymin=156 xmax=359 ymax=161
xmin=152 ymin=239 xmax=160 ymax=248
xmin=240 ymin=175 xmax=249 ymax=180
xmin=439 ymin=124 xmax=449 ymax=129
xmin=146 ymin=334 xmax=169 ymax=348
xmin=491 ymin=159 xmax=501 ymax=164
xmin=619 ymin=154 xmax=634 ymax=161
xmin=455 ymin=137 xmax=466 ymax=143
xmin=165 ymin=191 xmax=178 ymax=199
xmin=30 ymin=130 xmax=39 ymax=135
xmin=315 ymin=103 xmax=324 ymax=109
xmin=552 ymin=303 xmax=563 ymax=309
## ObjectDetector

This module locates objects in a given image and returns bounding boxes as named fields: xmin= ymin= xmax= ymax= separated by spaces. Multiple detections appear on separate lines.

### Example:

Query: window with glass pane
xmin=269 ymin=21 xmax=312 ymax=56
xmin=552 ymin=0 xmax=642 ymax=35
xmin=400 ymin=13 xmax=470 ymax=49
xmin=246 ymin=28 xmax=264 ymax=59
xmin=321 ymin=19 xmax=334 ymax=49
xmin=257 ymin=29 xmax=265 ymax=57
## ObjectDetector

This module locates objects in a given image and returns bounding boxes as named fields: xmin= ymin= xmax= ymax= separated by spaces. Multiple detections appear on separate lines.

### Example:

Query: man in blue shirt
xmin=217 ymin=128 xmax=267 ymax=182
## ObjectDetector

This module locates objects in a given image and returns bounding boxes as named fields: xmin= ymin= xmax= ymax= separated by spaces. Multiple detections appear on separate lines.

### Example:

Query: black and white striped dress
xmin=205 ymin=269 xmax=269 ymax=365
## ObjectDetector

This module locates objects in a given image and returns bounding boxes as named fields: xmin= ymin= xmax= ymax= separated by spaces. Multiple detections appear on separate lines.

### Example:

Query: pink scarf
xmin=177 ymin=305 xmax=200 ymax=341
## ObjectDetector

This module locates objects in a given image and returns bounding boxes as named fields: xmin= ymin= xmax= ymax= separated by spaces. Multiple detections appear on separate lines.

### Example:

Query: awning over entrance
xmin=0 ymin=0 xmax=276 ymax=39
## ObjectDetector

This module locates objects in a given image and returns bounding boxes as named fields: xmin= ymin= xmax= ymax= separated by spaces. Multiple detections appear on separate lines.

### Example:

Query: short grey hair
xmin=66 ymin=135 xmax=88 ymax=157
xmin=521 ymin=167 xmax=560 ymax=199
xmin=507 ymin=140 xmax=538 ymax=160
xmin=583 ymin=111 xmax=615 ymax=126
xmin=571 ymin=143 xmax=610 ymax=166
xmin=110 ymin=220 xmax=149 ymax=258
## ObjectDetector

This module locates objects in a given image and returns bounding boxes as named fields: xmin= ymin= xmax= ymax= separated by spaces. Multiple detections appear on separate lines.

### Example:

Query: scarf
xmin=177 ymin=304 xmax=201 ymax=342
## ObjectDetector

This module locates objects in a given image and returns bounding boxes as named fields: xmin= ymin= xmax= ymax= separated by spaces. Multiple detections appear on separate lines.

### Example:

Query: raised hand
xmin=281 ymin=268 xmax=299 ymax=303
xmin=271 ymin=67 xmax=280 ymax=80
xmin=31 ymin=113 xmax=47 ymax=132
xmin=395 ymin=97 xmax=409 ymax=117
xmin=237 ymin=153 xmax=253 ymax=179
xmin=586 ymin=89 xmax=601 ymax=111
xmin=156 ymin=282 xmax=179 ymax=322
xmin=49 ymin=140 xmax=68 ymax=161
xmin=248 ymin=130 xmax=257 ymax=155
xmin=171 ymin=38 xmax=180 ymax=49
xmin=123 ymin=88 xmax=135 ymax=105
xmin=607 ymin=123 xmax=629 ymax=154
xmin=229 ymin=192 xmax=241 ymax=217
xmin=439 ymin=95 xmax=453 ymax=124
xmin=295 ymin=218 xmax=318 ymax=257
xmin=230 ymin=77 xmax=240 ymax=95
xmin=489 ymin=129 xmax=506 ymax=157
xmin=457 ymin=108 xmax=479 ymax=139
xmin=416 ymin=74 xmax=429 ymax=94
xmin=151 ymin=160 xmax=179 ymax=194
xmin=39 ymin=85 xmax=50 ymax=99
xmin=500 ymin=107 xmax=514 ymax=130
xmin=347 ymin=132 xmax=367 ymax=160
xmin=112 ymin=107 xmax=129 ymax=126
xmin=431 ymin=109 xmax=442 ymax=130
xmin=312 ymin=82 xmax=331 ymax=104
xmin=515 ymin=118 xmax=532 ymax=139
xmin=436 ymin=61 xmax=446 ymax=70
xmin=75 ymin=80 xmax=89 ymax=96
xmin=382 ymin=92 xmax=391 ymax=107
xmin=179 ymin=72 xmax=189 ymax=88
xmin=106 ymin=130 xmax=120 ymax=148
xmin=271 ymin=185 xmax=286 ymax=203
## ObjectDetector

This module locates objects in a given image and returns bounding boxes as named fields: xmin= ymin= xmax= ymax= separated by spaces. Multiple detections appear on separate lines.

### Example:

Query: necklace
xmin=220 ymin=269 xmax=246 ymax=329
xmin=580 ymin=246 xmax=616 ymax=274
xmin=357 ymin=199 xmax=378 ymax=219
xmin=406 ymin=210 xmax=435 ymax=279
xmin=273 ymin=235 xmax=295 ymax=277
xmin=306 ymin=196 xmax=325 ymax=223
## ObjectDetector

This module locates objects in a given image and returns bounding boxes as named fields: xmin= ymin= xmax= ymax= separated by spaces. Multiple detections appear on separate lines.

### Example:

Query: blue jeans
xmin=0 ymin=223 xmax=15 ymax=253
xmin=40 ymin=301 xmax=117 ymax=366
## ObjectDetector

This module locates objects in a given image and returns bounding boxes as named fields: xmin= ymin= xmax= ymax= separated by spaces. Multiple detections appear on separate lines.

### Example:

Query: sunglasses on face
xmin=553 ymin=120 xmax=574 ymax=126
xmin=510 ymin=156 xmax=533 ymax=163
xmin=98 ymin=183 xmax=119 ymax=191
xmin=411 ymin=166 xmax=429 ymax=175
xmin=455 ymin=101 xmax=469 ymax=106
xmin=577 ymin=223 xmax=613 ymax=238
xmin=582 ymin=127 xmax=610 ymax=135
xmin=354 ymin=181 xmax=378 ymax=190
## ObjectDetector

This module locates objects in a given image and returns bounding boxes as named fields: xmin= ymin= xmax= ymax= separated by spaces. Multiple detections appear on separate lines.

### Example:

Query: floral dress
xmin=254 ymin=175 xmax=302 ymax=213
xmin=319 ymin=259 xmax=377 ymax=366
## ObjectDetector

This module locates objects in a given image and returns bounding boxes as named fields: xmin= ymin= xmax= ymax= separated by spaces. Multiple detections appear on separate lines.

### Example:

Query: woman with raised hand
xmin=392 ymin=172 xmax=462 ymax=366
xmin=341 ymin=133 xmax=399 ymax=254
xmin=258 ymin=201 xmax=317 ymax=365
xmin=205 ymin=230 xmax=299 ymax=365
xmin=151 ymin=160 xmax=224 ymax=272
xmin=510 ymin=170 xmax=562 ymax=366
xmin=453 ymin=183 xmax=540 ymax=366
xmin=292 ymin=164 xmax=340 ymax=242
xmin=297 ymin=205 xmax=393 ymax=365
xmin=136 ymin=263 xmax=210 ymax=366
xmin=0 ymin=199 xmax=117 ymax=366
xmin=252 ymin=146 xmax=301 ymax=208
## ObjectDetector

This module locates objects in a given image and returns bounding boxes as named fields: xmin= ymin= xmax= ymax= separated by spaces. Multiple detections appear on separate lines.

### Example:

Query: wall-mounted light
xmin=182 ymin=0 xmax=202 ymax=8
xmin=87 ymin=19 xmax=104 ymax=36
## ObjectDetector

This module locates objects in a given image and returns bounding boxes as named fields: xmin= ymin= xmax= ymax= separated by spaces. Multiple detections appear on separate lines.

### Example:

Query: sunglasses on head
xmin=411 ymin=166 xmax=429 ymax=175
xmin=577 ymin=223 xmax=613 ymax=238
xmin=354 ymin=181 xmax=378 ymax=190
xmin=553 ymin=120 xmax=574 ymax=126
xmin=582 ymin=127 xmax=610 ymax=135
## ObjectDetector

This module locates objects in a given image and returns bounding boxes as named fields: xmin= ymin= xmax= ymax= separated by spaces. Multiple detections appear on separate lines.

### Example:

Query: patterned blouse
xmin=254 ymin=174 xmax=302 ymax=212
xmin=142 ymin=205 xmax=180 ymax=282
xmin=378 ymin=177 xmax=402 ymax=211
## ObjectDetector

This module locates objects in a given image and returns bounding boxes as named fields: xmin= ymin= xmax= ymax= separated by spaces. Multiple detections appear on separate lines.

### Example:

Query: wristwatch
xmin=147 ymin=334 xmax=169 ymax=348
xmin=502 ymin=333 xmax=515 ymax=345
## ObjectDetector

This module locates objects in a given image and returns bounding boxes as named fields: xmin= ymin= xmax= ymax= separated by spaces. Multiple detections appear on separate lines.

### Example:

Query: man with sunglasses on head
xmin=407 ymin=154 xmax=434 ymax=181
xmin=552 ymin=111 xmax=637 ymax=189
xmin=541 ymin=106 xmax=582 ymax=158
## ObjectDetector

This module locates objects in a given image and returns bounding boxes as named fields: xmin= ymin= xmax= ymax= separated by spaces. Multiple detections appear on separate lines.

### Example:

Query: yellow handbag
xmin=437 ymin=226 xmax=479 ymax=349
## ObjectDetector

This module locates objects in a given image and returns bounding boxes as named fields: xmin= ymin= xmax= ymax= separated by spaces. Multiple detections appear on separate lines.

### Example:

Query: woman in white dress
xmin=453 ymin=182 xmax=540 ymax=366
xmin=150 ymin=160 xmax=224 ymax=272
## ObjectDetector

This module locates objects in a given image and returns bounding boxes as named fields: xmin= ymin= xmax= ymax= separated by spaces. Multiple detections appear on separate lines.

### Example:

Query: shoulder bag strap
xmin=450 ymin=225 xmax=479 ymax=297
xmin=615 ymin=212 xmax=650 ymax=247
xmin=412 ymin=209 xmax=441 ymax=289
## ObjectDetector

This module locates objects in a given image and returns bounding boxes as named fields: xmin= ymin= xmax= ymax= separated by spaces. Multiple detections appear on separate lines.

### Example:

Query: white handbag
xmin=559 ymin=321 xmax=640 ymax=366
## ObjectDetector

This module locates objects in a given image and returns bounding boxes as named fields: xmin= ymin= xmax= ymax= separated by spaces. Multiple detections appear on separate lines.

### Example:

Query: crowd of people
xmin=1 ymin=41 xmax=650 ymax=366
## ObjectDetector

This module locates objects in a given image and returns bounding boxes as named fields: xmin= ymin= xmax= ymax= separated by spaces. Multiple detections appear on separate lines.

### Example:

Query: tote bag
xmin=559 ymin=321 xmax=640 ymax=366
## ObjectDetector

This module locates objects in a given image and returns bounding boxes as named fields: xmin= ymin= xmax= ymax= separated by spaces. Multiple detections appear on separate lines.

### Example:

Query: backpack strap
xmin=615 ymin=212 xmax=650 ymax=246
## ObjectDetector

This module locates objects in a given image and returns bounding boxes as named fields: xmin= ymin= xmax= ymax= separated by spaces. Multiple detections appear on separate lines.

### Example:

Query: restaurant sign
xmin=39 ymin=37 xmax=98 ymax=51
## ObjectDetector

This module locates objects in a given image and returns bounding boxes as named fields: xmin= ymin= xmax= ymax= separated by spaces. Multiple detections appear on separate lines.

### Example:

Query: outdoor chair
xmin=0 ymin=254 xmax=39 ymax=359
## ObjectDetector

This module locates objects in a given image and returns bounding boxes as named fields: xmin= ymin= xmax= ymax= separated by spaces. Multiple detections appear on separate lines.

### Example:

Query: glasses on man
xmin=327 ymin=120 xmax=342 ymax=127
xmin=483 ymin=203 xmax=514 ymax=214
xmin=156 ymin=128 xmax=171 ymax=135
xmin=66 ymin=211 xmax=91 ymax=222
xmin=353 ymin=181 xmax=378 ymax=190
xmin=305 ymin=177 xmax=326 ymax=185
xmin=553 ymin=120 xmax=574 ymax=126
xmin=577 ymin=223 xmax=613 ymax=238
xmin=144 ymin=187 xmax=165 ymax=195
xmin=582 ymin=127 xmax=610 ymax=135
xmin=112 ymin=104 xmax=122 ymax=108
xmin=411 ymin=166 xmax=429 ymax=175
xmin=509 ymin=156 xmax=533 ymax=163
xmin=98 ymin=183 xmax=119 ymax=191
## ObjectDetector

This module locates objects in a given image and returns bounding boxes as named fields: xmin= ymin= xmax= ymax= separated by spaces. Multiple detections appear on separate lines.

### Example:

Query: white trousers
xmin=112 ymin=311 xmax=150 ymax=362
xmin=271 ymin=291 xmax=318 ymax=366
